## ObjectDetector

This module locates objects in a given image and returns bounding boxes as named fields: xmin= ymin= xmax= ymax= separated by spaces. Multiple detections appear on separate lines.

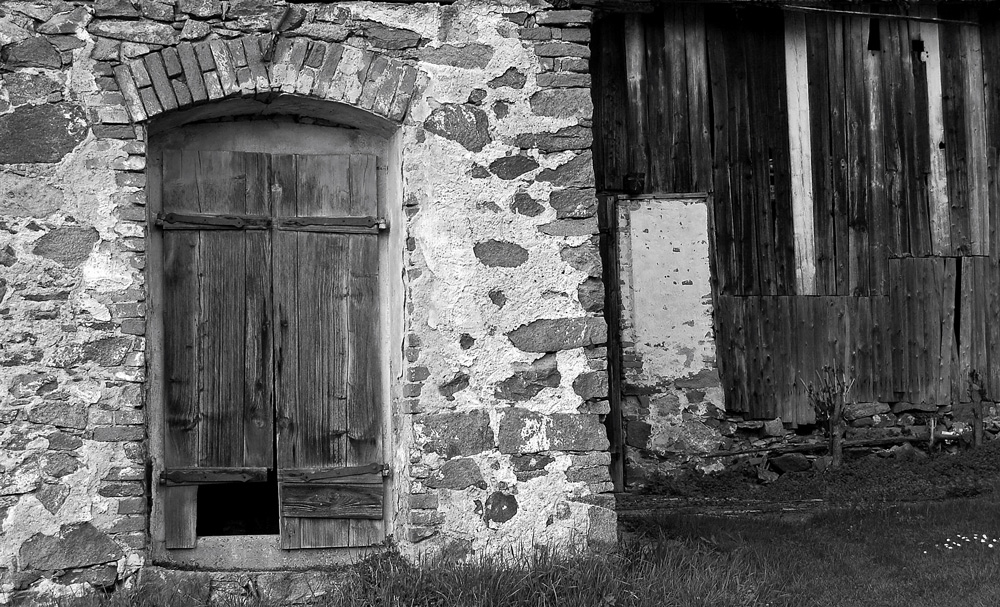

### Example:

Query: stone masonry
xmin=0 ymin=0 xmax=613 ymax=601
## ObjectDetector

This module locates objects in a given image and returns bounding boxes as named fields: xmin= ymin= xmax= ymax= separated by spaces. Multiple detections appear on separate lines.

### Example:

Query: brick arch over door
xmin=111 ymin=36 xmax=420 ymax=125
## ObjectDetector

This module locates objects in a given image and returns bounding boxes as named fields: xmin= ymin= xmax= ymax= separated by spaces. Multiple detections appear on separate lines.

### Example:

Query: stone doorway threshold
xmin=140 ymin=566 xmax=355 ymax=605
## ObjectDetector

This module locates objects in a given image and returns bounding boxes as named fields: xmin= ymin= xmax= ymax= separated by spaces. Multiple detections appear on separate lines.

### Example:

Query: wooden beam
xmin=784 ymin=11 xmax=817 ymax=295
xmin=920 ymin=15 xmax=952 ymax=256
xmin=963 ymin=22 xmax=989 ymax=255
xmin=624 ymin=14 xmax=649 ymax=183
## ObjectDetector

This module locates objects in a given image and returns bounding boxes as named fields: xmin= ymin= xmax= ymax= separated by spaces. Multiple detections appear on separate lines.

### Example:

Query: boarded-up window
xmin=157 ymin=150 xmax=386 ymax=550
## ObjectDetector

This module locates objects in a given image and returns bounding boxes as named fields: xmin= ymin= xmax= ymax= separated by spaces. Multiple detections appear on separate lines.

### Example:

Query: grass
xmin=36 ymin=497 xmax=1000 ymax=607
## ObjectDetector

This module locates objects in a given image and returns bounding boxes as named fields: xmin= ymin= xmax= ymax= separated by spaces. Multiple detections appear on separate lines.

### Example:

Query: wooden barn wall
xmin=596 ymin=5 xmax=1000 ymax=422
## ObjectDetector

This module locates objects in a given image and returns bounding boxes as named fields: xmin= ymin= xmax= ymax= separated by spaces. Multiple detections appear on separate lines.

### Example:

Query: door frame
xmin=145 ymin=116 xmax=405 ymax=567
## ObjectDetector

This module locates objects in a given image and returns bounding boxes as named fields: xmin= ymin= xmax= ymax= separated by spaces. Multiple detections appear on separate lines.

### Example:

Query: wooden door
xmin=158 ymin=149 xmax=385 ymax=550
xmin=272 ymin=154 xmax=385 ymax=549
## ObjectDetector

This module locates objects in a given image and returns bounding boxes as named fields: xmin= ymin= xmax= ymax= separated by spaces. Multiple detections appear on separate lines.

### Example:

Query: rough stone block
xmin=495 ymin=353 xmax=560 ymax=401
xmin=536 ymin=72 xmax=592 ymax=88
xmin=409 ymin=492 xmax=439 ymax=510
xmin=578 ymin=399 xmax=610 ymax=414
xmin=548 ymin=413 xmax=610 ymax=451
xmin=120 ymin=319 xmax=147 ymax=335
xmin=1 ymin=36 xmax=61 ymax=69
xmin=415 ymin=410 xmax=494 ymax=457
xmin=36 ymin=483 xmax=71 ymax=514
xmin=28 ymin=402 xmax=87 ymax=430
xmin=489 ymin=155 xmax=539 ymax=180
xmin=406 ymin=526 xmax=437 ymax=543
xmin=19 ymin=523 xmax=124 ymax=571
xmin=437 ymin=372 xmax=469 ymax=401
xmin=418 ymin=43 xmax=493 ymax=69
xmin=560 ymin=29 xmax=592 ymax=43
xmin=626 ymin=420 xmax=652 ymax=449
xmin=561 ymin=243 xmax=600 ymax=276
xmin=538 ymin=151 xmax=594 ymax=188
xmin=762 ymin=419 xmax=784 ymax=437
xmin=38 ymin=7 xmax=93 ymax=35
xmin=474 ymin=240 xmax=529 ymax=268
xmin=538 ymin=217 xmax=598 ymax=237
xmin=534 ymin=42 xmax=590 ymax=59
xmin=531 ymin=88 xmax=592 ymax=121
xmin=507 ymin=317 xmax=606 ymax=352
xmin=95 ymin=0 xmax=141 ymax=18
xmin=566 ymin=466 xmax=611 ymax=484
xmin=559 ymin=58 xmax=589 ymax=73
xmin=178 ymin=0 xmax=222 ymax=18
xmin=138 ymin=567 xmax=211 ymax=604
xmin=88 ymin=20 xmax=179 ymax=45
xmin=3 ymin=72 xmax=63 ymax=107
xmin=535 ymin=10 xmax=593 ymax=25
xmin=117 ymin=497 xmax=146 ymax=515
xmin=573 ymin=371 xmax=608 ymax=400
xmin=98 ymin=481 xmax=144 ymax=497
xmin=423 ymin=104 xmax=491 ymax=152
xmin=484 ymin=491 xmax=518 ymax=524
xmin=140 ymin=0 xmax=174 ymax=21
xmin=31 ymin=227 xmax=99 ymax=267
xmin=844 ymin=402 xmax=891 ymax=421
xmin=0 ymin=103 xmax=87 ymax=163
xmin=410 ymin=510 xmax=445 ymax=526
xmin=770 ymin=453 xmax=811 ymax=473
xmin=514 ymin=125 xmax=592 ymax=152
xmin=549 ymin=188 xmax=597 ymax=219
xmin=488 ymin=67 xmax=526 ymax=90
xmin=43 ymin=452 xmax=80 ymax=477
xmin=92 ymin=426 xmax=145 ymax=442
xmin=587 ymin=505 xmax=617 ymax=550
xmin=0 ymin=173 xmax=64 ymax=218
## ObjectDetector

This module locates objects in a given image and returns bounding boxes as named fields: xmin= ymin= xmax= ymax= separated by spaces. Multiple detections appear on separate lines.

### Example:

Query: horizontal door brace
xmin=275 ymin=216 xmax=387 ymax=233
xmin=279 ymin=463 xmax=390 ymax=484
xmin=156 ymin=213 xmax=387 ymax=233
xmin=160 ymin=467 xmax=269 ymax=485
xmin=155 ymin=212 xmax=270 ymax=230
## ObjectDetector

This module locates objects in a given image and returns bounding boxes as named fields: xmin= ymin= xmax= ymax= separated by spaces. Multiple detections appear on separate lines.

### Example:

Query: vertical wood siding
xmin=595 ymin=5 xmax=1000 ymax=421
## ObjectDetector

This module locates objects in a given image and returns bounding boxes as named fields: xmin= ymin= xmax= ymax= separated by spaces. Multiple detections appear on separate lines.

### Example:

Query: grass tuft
xmin=36 ymin=496 xmax=1000 ymax=607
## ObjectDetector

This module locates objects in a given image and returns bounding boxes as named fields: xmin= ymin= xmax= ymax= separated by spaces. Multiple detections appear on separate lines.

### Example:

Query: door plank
xmin=198 ymin=232 xmax=246 ymax=467
xmin=163 ymin=486 xmax=197 ymax=549
xmin=163 ymin=231 xmax=200 ymax=468
xmin=281 ymin=483 xmax=382 ymax=519
xmin=350 ymin=155 xmax=378 ymax=215
xmin=346 ymin=235 xmax=381 ymax=464
xmin=297 ymin=154 xmax=352 ymax=216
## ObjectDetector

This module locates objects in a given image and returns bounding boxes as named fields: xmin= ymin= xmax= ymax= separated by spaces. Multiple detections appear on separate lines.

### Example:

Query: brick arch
xmin=111 ymin=35 xmax=419 ymax=125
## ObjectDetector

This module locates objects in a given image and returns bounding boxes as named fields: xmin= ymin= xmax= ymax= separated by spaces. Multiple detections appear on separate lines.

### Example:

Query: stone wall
xmin=0 ymin=0 xmax=613 ymax=601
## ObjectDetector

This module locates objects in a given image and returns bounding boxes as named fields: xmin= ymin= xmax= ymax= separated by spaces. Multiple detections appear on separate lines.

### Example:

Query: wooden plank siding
xmin=595 ymin=5 xmax=1000 ymax=421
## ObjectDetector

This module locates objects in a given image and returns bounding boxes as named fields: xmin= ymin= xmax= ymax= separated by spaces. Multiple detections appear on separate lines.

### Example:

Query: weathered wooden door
xmin=159 ymin=149 xmax=385 ymax=550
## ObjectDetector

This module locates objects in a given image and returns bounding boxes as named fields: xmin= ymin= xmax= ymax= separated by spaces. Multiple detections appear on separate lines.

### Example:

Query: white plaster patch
xmin=619 ymin=197 xmax=716 ymax=384
xmin=54 ymin=138 xmax=127 ymax=239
